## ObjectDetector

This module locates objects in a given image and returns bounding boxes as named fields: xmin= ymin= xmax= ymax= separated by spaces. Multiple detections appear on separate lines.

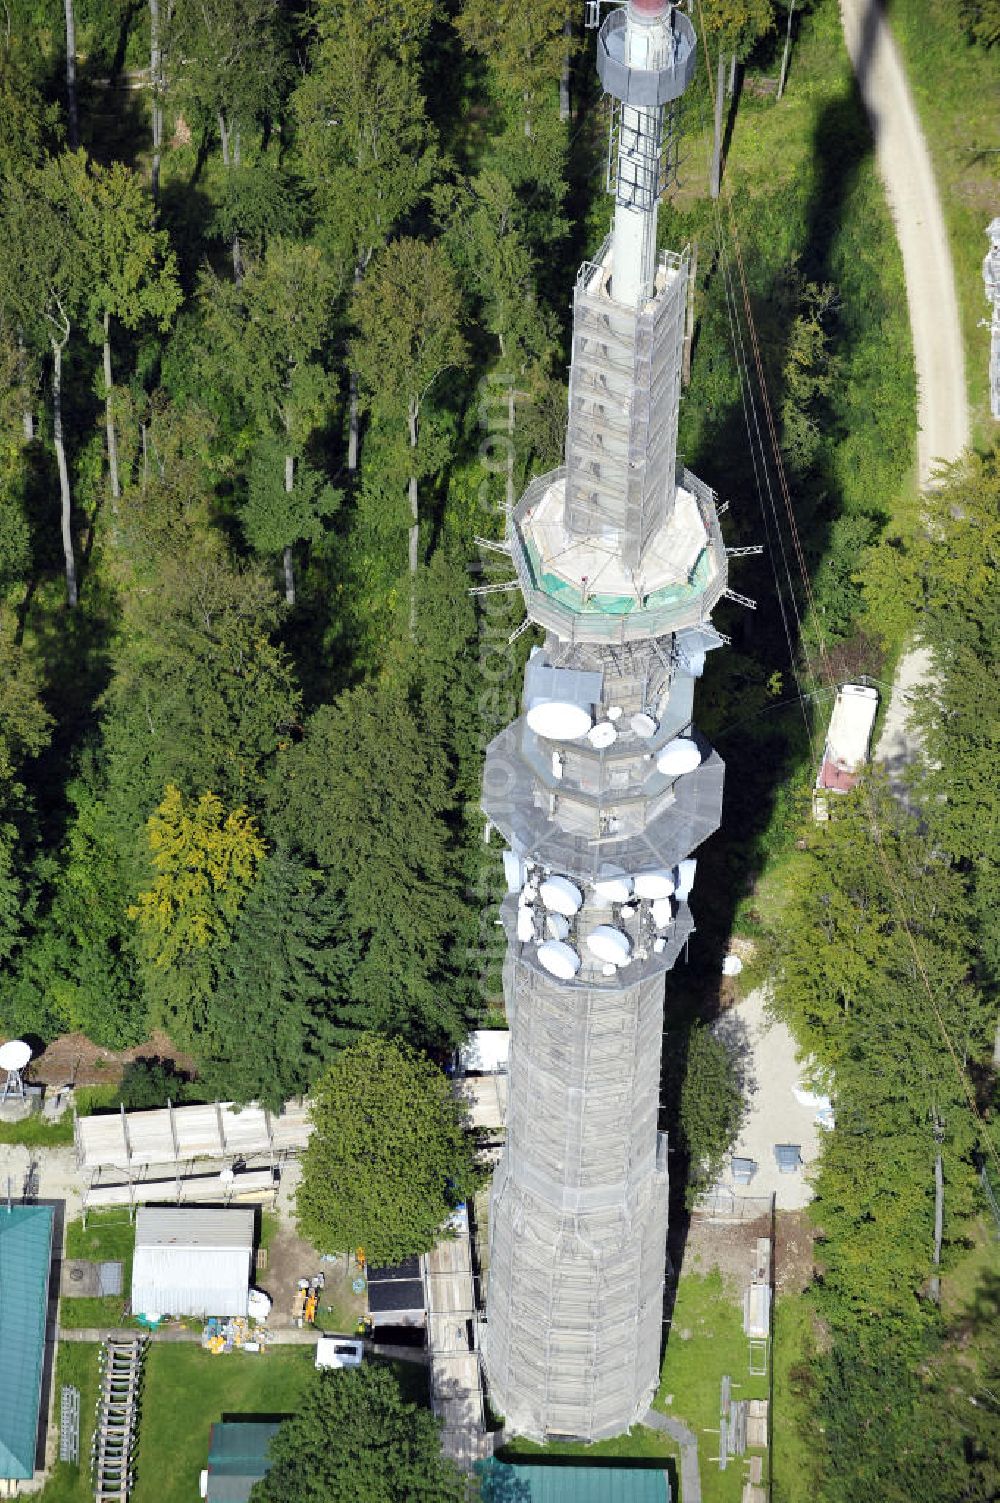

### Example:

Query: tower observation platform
xmin=480 ymin=0 xmax=728 ymax=1441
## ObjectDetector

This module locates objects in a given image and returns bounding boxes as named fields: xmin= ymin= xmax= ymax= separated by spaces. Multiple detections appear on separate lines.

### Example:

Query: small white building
xmin=131 ymin=1207 xmax=254 ymax=1318
xmin=458 ymin=1030 xmax=510 ymax=1075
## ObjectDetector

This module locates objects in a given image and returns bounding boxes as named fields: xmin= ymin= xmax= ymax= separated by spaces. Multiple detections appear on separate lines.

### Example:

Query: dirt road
xmin=839 ymin=0 xmax=969 ymax=782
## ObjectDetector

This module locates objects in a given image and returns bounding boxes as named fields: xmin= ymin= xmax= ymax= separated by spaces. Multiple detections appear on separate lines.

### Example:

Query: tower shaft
xmin=481 ymin=1 xmax=724 ymax=1441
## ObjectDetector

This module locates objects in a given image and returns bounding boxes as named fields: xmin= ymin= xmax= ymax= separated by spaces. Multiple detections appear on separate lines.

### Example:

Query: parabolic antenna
xmin=545 ymin=913 xmax=570 ymax=941
xmin=650 ymin=897 xmax=674 ymax=928
xmin=594 ymin=869 xmax=632 ymax=904
xmin=587 ymin=721 xmax=617 ymax=749
xmin=656 ymin=737 xmax=702 ymax=776
xmin=540 ymin=875 xmax=583 ymax=916
xmin=0 ymin=1040 xmax=31 ymax=1071
xmin=586 ymin=926 xmax=632 ymax=966
xmin=630 ymin=712 xmax=658 ymax=739
xmin=633 ymin=870 xmax=675 ymax=900
xmin=537 ymin=941 xmax=581 ymax=980
xmin=674 ymin=858 xmax=697 ymax=901
xmin=516 ymin=907 xmax=536 ymax=943
xmin=526 ymin=700 xmax=593 ymax=741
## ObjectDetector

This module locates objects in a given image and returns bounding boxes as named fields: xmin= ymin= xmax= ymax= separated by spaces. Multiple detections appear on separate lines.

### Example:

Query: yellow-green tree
xmin=129 ymin=787 xmax=265 ymax=1022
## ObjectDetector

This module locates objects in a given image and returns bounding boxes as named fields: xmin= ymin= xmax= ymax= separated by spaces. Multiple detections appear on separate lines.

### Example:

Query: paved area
xmin=840 ymin=0 xmax=968 ymax=488
xmin=644 ymin=1410 xmax=701 ymax=1503
xmin=713 ymin=988 xmax=824 ymax=1211
xmin=840 ymin=0 xmax=969 ymax=791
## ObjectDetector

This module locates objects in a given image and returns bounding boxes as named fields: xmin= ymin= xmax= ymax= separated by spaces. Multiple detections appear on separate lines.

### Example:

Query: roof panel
xmin=0 ymin=1205 xmax=54 ymax=1481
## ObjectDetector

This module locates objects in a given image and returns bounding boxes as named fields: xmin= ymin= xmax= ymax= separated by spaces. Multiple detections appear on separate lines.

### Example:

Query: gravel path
xmin=839 ymin=0 xmax=969 ymax=786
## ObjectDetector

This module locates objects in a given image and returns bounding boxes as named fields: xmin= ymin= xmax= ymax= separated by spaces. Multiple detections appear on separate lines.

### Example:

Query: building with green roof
xmin=204 ymin=1421 xmax=281 ymax=1502
xmin=0 ymin=1203 xmax=55 ymax=1481
xmin=479 ymin=1458 xmax=670 ymax=1503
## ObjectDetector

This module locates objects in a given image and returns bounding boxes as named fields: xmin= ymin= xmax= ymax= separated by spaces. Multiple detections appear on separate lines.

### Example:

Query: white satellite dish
xmin=630 ymin=712 xmax=658 ymax=739
xmin=0 ymin=1040 xmax=31 ymax=1071
xmin=537 ymin=940 xmax=581 ymax=979
xmin=722 ymin=954 xmax=744 ymax=976
xmin=516 ymin=907 xmax=536 ymax=943
xmin=587 ymin=721 xmax=617 ymax=749
xmin=526 ymin=701 xmax=593 ymax=741
xmin=607 ymin=705 xmax=623 ymax=721
xmin=586 ymin=926 xmax=632 ymax=965
xmin=539 ymin=875 xmax=583 ymax=916
xmin=546 ymin=913 xmax=570 ymax=941
xmin=0 ymin=1040 xmax=31 ymax=1103
xmin=656 ymin=737 xmax=702 ymax=776
xmin=651 ymin=896 xmax=674 ymax=928
xmin=594 ymin=870 xmax=633 ymax=904
xmin=634 ymin=870 xmax=675 ymax=900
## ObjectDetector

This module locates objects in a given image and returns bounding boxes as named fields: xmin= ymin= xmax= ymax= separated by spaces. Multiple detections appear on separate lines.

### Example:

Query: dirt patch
xmin=257 ymin=1221 xmax=366 ymax=1335
xmin=19 ymin=1030 xmax=197 ymax=1089
xmin=774 ymin=1210 xmax=817 ymax=1295
xmin=684 ymin=1210 xmax=773 ymax=1287
xmin=683 ymin=1207 xmax=816 ymax=1295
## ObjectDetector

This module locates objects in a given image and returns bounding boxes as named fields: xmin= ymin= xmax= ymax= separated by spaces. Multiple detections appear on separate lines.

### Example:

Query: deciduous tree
xmin=296 ymin=1034 xmax=477 ymax=1265
xmin=251 ymin=1365 xmax=469 ymax=1503
xmin=351 ymin=238 xmax=466 ymax=618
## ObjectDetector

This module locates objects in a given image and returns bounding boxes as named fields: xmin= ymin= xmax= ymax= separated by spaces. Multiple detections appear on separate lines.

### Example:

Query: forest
xmin=0 ymin=0 xmax=997 ymax=1497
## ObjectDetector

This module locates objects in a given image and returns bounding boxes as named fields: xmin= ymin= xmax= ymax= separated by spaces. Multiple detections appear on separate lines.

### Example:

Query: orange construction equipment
xmin=304 ymin=1291 xmax=318 ymax=1325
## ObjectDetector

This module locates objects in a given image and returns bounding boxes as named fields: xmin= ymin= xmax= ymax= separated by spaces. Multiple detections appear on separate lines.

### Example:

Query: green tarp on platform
xmin=0 ymin=1203 xmax=54 ymax=1480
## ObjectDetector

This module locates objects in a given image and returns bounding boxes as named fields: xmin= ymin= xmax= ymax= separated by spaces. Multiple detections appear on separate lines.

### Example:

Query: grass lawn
xmin=770 ymin=1295 xmax=818 ymax=1503
xmin=654 ymin=1270 xmax=770 ymax=1503
xmin=61 ymin=1210 xmax=137 ymax=1330
xmin=37 ymin=1344 xmax=102 ymax=1503
xmin=500 ymin=1426 xmax=677 ymax=1465
xmin=132 ymin=1345 xmax=316 ymax=1503
xmin=0 ymin=1114 xmax=74 ymax=1147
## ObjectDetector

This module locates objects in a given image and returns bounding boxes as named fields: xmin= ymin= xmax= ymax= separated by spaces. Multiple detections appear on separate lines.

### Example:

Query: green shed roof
xmin=480 ymin=1459 xmax=670 ymax=1503
xmin=0 ymin=1203 xmax=54 ymax=1480
xmin=206 ymin=1421 xmax=281 ymax=1503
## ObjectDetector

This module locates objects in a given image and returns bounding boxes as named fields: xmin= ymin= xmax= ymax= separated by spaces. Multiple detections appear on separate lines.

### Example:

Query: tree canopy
xmin=250 ymin=1365 xmax=469 ymax=1503
xmin=296 ymin=1034 xmax=478 ymax=1265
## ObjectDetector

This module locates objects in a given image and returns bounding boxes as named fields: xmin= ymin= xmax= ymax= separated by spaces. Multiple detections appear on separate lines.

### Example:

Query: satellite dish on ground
xmin=587 ymin=926 xmax=631 ymax=965
xmin=540 ymin=875 xmax=583 ymax=916
xmin=634 ymin=870 xmax=675 ymax=900
xmin=527 ymin=701 xmax=593 ymax=741
xmin=656 ymin=737 xmax=702 ymax=776
xmin=537 ymin=941 xmax=581 ymax=980
xmin=0 ymin=1040 xmax=31 ymax=1104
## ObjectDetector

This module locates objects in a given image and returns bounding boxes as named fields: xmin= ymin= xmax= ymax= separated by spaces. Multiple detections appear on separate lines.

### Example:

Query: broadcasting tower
xmin=480 ymin=0 xmax=730 ymax=1441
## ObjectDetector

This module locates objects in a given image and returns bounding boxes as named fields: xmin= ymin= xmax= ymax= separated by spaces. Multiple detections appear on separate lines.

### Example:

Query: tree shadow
xmin=658 ymin=0 xmax=890 ymax=1366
